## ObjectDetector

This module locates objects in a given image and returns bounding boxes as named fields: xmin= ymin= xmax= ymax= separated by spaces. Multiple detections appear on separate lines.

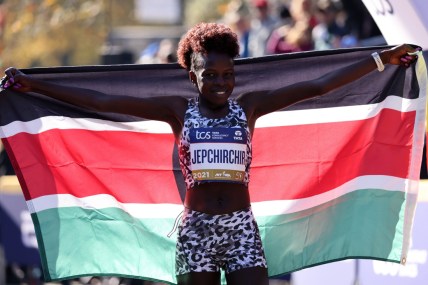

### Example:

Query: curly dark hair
xmin=177 ymin=22 xmax=240 ymax=71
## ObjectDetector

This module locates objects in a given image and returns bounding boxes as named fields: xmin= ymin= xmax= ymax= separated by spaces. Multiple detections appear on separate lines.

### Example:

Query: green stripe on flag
xmin=258 ymin=189 xmax=405 ymax=277
xmin=32 ymin=207 xmax=179 ymax=283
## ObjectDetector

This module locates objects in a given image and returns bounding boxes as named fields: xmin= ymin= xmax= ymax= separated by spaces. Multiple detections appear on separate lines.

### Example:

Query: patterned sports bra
xmin=178 ymin=98 xmax=252 ymax=190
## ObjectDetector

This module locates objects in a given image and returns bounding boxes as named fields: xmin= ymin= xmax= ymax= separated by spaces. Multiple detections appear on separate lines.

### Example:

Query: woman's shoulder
xmin=235 ymin=90 xmax=269 ymax=108
xmin=163 ymin=95 xmax=191 ymax=106
xmin=235 ymin=90 xmax=270 ymax=123
xmin=175 ymin=96 xmax=204 ymax=121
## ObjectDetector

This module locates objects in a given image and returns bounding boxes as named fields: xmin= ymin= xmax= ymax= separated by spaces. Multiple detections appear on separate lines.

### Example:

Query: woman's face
xmin=190 ymin=52 xmax=235 ymax=108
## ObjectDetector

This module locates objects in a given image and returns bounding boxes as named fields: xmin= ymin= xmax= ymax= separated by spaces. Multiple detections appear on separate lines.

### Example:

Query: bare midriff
xmin=184 ymin=182 xmax=251 ymax=214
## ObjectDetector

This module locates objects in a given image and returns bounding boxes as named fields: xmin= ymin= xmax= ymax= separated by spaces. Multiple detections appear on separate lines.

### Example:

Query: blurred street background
xmin=0 ymin=0 xmax=384 ymax=69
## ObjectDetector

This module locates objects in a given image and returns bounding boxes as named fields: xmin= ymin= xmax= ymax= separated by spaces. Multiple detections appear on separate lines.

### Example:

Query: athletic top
xmin=178 ymin=98 xmax=252 ymax=189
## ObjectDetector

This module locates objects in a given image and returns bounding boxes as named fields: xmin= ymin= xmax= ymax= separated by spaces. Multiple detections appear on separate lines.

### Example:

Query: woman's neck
xmin=198 ymin=97 xmax=230 ymax=119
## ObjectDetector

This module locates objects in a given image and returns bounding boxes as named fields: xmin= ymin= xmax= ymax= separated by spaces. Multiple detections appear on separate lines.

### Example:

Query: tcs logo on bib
xmin=195 ymin=130 xmax=211 ymax=140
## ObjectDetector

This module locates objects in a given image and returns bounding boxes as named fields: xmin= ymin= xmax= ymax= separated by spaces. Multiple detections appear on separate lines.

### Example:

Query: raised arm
xmin=1 ymin=68 xmax=188 ymax=130
xmin=239 ymin=44 xmax=420 ymax=124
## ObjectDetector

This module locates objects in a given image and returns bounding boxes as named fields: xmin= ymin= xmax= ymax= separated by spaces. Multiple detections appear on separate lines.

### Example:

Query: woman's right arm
xmin=2 ymin=68 xmax=188 ymax=125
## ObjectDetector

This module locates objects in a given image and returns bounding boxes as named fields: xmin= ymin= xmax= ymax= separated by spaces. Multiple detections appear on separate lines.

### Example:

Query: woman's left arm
xmin=240 ymin=44 xmax=420 ymax=121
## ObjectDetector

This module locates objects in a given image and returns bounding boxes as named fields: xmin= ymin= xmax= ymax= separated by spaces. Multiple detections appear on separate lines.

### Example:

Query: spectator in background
xmin=312 ymin=0 xmax=351 ymax=50
xmin=136 ymin=42 xmax=161 ymax=64
xmin=156 ymin=39 xmax=177 ymax=63
xmin=136 ymin=39 xmax=177 ymax=64
xmin=248 ymin=0 xmax=279 ymax=57
xmin=266 ymin=0 xmax=315 ymax=54
xmin=288 ymin=0 xmax=317 ymax=28
xmin=340 ymin=0 xmax=385 ymax=46
xmin=223 ymin=0 xmax=252 ymax=58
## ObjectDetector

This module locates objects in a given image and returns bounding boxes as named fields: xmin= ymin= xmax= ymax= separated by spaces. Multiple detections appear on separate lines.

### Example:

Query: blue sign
xmin=359 ymin=202 xmax=428 ymax=284
xmin=0 ymin=190 xmax=41 ymax=265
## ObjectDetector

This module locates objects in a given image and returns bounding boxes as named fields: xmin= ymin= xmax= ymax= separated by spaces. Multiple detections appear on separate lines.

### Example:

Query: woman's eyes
xmin=204 ymin=72 xmax=234 ymax=78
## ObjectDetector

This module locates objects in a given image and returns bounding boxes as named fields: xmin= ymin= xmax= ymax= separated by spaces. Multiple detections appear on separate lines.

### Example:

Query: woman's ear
xmin=189 ymin=71 xmax=197 ymax=86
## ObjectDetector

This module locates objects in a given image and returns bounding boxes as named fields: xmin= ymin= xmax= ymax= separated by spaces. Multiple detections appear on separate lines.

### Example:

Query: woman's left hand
xmin=381 ymin=44 xmax=421 ymax=67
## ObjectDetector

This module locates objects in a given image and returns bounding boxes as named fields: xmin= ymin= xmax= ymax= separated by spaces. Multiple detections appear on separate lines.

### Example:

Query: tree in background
xmin=0 ymin=0 xmax=137 ymax=68
xmin=0 ymin=0 xmax=236 ymax=69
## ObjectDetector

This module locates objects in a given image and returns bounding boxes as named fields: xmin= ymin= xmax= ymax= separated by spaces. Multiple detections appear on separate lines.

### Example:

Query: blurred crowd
xmin=136 ymin=0 xmax=384 ymax=65
xmin=2 ymin=0 xmax=383 ymax=284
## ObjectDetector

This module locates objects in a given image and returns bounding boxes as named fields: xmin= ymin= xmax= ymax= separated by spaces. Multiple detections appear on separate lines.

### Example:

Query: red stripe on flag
xmin=7 ymin=130 xmax=183 ymax=203
xmin=250 ymin=108 xmax=415 ymax=201
xmin=5 ymin=108 xmax=415 ymax=202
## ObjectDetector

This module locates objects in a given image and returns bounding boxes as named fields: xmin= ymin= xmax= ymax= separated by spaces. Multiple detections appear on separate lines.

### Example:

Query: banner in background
xmin=0 ymin=177 xmax=40 ymax=265
xmin=361 ymin=0 xmax=428 ymax=49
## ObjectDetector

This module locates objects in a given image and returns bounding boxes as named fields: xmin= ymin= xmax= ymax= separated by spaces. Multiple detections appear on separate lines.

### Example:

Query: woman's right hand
xmin=1 ymin=67 xmax=34 ymax=93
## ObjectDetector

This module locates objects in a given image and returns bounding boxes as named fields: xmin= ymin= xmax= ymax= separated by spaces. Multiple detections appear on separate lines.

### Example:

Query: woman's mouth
xmin=213 ymin=90 xmax=228 ymax=96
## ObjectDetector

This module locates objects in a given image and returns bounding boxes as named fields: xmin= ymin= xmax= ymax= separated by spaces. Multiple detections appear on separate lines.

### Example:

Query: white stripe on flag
xmin=256 ymin=95 xmax=423 ymax=128
xmin=252 ymin=175 xmax=413 ymax=217
xmin=0 ymin=117 xmax=172 ymax=138
xmin=400 ymin=54 xmax=428 ymax=263
xmin=26 ymin=175 xmax=410 ymax=218
xmin=0 ymin=96 xmax=422 ymax=138
xmin=26 ymin=195 xmax=184 ymax=218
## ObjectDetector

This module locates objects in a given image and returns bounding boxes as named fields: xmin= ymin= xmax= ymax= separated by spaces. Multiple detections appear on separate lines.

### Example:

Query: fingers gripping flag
xmin=0 ymin=47 xmax=426 ymax=284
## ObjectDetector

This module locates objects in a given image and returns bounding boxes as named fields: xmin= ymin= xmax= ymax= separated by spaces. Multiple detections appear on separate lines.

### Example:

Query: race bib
xmin=189 ymin=127 xmax=247 ymax=183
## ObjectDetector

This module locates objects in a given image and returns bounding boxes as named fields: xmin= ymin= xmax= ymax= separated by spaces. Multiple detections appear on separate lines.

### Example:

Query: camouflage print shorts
xmin=175 ymin=207 xmax=267 ymax=275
